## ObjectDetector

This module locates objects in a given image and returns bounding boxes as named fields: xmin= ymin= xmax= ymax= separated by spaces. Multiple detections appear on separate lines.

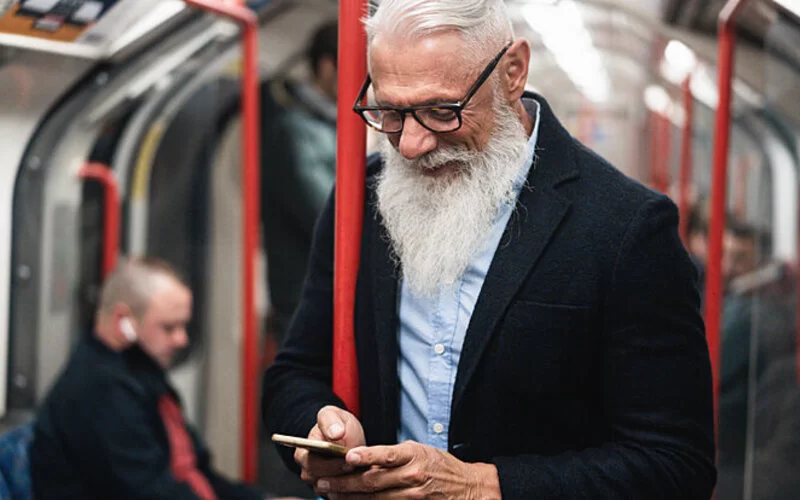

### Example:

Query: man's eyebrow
xmin=374 ymin=97 xmax=459 ymax=108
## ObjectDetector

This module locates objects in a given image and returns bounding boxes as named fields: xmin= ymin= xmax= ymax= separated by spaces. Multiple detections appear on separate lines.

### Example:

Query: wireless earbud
xmin=119 ymin=317 xmax=137 ymax=343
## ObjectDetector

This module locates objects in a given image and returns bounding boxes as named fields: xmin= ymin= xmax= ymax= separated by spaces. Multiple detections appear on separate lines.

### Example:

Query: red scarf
xmin=158 ymin=395 xmax=218 ymax=500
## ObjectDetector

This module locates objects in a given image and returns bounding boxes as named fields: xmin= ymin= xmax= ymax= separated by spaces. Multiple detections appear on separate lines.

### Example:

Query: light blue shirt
xmin=397 ymin=100 xmax=541 ymax=449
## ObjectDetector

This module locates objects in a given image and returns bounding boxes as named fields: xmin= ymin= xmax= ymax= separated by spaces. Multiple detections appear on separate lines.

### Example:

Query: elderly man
xmin=31 ymin=257 xmax=273 ymax=499
xmin=262 ymin=0 xmax=716 ymax=498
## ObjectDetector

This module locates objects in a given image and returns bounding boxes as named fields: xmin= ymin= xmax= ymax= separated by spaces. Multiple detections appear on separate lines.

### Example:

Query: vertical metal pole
xmin=657 ymin=113 xmax=672 ymax=194
xmin=679 ymin=75 xmax=695 ymax=244
xmin=705 ymin=0 xmax=750 ymax=428
xmin=240 ymin=13 xmax=261 ymax=484
xmin=78 ymin=163 xmax=119 ymax=279
xmin=181 ymin=0 xmax=261 ymax=482
xmin=333 ymin=0 xmax=368 ymax=415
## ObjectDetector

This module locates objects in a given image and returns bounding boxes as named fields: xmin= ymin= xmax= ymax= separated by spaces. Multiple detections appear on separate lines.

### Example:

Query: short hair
xmin=97 ymin=256 xmax=188 ymax=319
xmin=364 ymin=0 xmax=514 ymax=63
xmin=727 ymin=218 xmax=773 ymax=258
xmin=308 ymin=21 xmax=338 ymax=78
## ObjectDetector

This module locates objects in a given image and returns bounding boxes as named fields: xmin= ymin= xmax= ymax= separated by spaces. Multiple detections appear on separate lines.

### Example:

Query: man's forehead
xmin=369 ymin=32 xmax=477 ymax=103
xmin=145 ymin=279 xmax=192 ymax=315
xmin=371 ymin=30 xmax=466 ymax=57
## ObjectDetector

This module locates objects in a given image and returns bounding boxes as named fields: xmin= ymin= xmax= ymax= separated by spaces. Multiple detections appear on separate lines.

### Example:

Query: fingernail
xmin=348 ymin=451 xmax=361 ymax=465
xmin=329 ymin=423 xmax=343 ymax=436
xmin=316 ymin=479 xmax=330 ymax=493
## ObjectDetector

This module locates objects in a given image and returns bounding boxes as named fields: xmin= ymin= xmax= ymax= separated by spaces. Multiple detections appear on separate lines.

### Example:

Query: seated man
xmin=262 ymin=0 xmax=716 ymax=498
xmin=30 ymin=257 xmax=268 ymax=499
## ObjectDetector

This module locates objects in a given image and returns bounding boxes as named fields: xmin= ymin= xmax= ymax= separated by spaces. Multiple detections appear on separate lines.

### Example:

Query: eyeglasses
xmin=352 ymin=42 xmax=513 ymax=134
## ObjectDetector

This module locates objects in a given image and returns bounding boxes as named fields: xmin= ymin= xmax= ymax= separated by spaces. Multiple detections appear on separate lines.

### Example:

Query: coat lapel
xmin=451 ymin=94 xmax=579 ymax=415
xmin=370 ymin=217 xmax=401 ymax=441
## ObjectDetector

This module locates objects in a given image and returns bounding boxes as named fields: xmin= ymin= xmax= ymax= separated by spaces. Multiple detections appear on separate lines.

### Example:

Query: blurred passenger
xmin=722 ymin=218 xmax=762 ymax=291
xmin=261 ymin=20 xmax=338 ymax=345
xmin=29 ymin=257 xmax=284 ymax=499
xmin=263 ymin=1 xmax=715 ymax=498
xmin=717 ymin=219 xmax=800 ymax=499
xmin=719 ymin=220 xmax=767 ymax=469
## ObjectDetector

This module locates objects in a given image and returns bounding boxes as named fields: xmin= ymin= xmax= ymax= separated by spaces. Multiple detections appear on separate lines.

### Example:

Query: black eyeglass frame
xmin=352 ymin=42 xmax=513 ymax=134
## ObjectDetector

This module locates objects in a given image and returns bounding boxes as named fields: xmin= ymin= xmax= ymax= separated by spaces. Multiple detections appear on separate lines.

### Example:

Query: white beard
xmin=376 ymin=96 xmax=530 ymax=297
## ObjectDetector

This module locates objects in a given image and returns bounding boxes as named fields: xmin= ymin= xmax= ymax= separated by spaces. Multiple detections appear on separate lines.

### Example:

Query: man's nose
xmin=398 ymin=115 xmax=437 ymax=160
xmin=174 ymin=329 xmax=189 ymax=348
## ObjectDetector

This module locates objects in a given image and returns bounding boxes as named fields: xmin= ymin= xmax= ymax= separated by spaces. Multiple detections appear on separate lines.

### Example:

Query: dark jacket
xmin=30 ymin=335 xmax=263 ymax=499
xmin=262 ymin=93 xmax=717 ymax=499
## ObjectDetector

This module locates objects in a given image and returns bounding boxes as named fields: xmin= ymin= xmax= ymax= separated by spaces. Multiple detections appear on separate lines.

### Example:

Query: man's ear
xmin=112 ymin=303 xmax=132 ymax=322
xmin=503 ymin=39 xmax=531 ymax=101
xmin=112 ymin=303 xmax=137 ymax=342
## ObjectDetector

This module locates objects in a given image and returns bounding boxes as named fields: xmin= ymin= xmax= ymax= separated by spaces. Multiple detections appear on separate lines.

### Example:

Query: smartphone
xmin=271 ymin=433 xmax=349 ymax=458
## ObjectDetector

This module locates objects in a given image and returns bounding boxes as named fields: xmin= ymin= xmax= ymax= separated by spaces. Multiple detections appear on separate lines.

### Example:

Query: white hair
xmin=364 ymin=0 xmax=514 ymax=61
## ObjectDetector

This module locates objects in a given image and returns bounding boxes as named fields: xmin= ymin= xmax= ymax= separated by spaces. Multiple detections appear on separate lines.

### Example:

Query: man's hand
xmin=295 ymin=406 xmax=366 ymax=487
xmin=314 ymin=441 xmax=501 ymax=499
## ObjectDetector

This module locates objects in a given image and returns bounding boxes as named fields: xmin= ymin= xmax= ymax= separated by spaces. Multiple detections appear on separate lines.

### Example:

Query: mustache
xmin=404 ymin=144 xmax=482 ymax=172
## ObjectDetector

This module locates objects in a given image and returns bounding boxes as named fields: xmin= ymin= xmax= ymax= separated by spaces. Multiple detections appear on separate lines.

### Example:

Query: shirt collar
xmin=511 ymin=98 xmax=541 ymax=197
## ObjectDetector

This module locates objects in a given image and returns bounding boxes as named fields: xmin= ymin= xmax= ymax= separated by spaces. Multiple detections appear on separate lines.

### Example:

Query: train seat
xmin=0 ymin=421 xmax=33 ymax=500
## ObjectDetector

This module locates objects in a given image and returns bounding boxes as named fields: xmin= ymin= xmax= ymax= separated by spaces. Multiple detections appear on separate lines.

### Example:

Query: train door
xmin=1 ymin=49 xmax=94 ymax=427
xmin=3 ymin=0 xmax=239 ymax=431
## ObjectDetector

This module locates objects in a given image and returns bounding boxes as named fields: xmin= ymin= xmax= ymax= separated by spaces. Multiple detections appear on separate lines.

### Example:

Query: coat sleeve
xmin=261 ymin=188 xmax=347 ymax=474
xmin=491 ymin=197 xmax=717 ymax=499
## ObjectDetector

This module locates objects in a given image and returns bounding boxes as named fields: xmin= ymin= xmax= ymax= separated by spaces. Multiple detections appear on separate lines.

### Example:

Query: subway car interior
xmin=0 ymin=0 xmax=798 ymax=497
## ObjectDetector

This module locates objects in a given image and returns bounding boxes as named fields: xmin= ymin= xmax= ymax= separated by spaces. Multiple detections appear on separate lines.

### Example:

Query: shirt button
xmin=433 ymin=423 xmax=445 ymax=434
xmin=434 ymin=343 xmax=445 ymax=355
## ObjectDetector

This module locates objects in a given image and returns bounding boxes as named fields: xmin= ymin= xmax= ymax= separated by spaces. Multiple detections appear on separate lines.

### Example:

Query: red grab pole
xmin=183 ymin=0 xmax=260 ymax=482
xmin=333 ymin=0 xmax=368 ymax=416
xmin=678 ymin=75 xmax=695 ymax=244
xmin=657 ymin=113 xmax=672 ymax=194
xmin=78 ymin=163 xmax=119 ymax=279
xmin=650 ymin=112 xmax=671 ymax=195
xmin=704 ymin=0 xmax=750 ymax=426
